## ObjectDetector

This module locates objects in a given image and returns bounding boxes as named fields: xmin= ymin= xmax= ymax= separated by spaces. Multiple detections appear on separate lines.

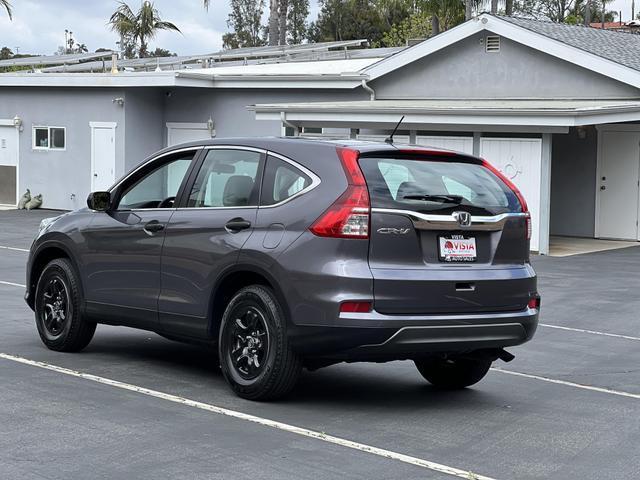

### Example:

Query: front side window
xmin=261 ymin=155 xmax=312 ymax=206
xmin=117 ymin=153 xmax=194 ymax=210
xmin=188 ymin=149 xmax=261 ymax=208
xmin=33 ymin=127 xmax=65 ymax=150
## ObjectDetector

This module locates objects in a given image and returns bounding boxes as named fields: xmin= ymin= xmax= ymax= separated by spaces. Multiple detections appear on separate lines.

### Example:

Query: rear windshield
xmin=358 ymin=156 xmax=521 ymax=215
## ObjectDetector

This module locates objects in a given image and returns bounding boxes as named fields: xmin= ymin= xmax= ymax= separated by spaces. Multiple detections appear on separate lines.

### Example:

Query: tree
xmin=309 ymin=0 xmax=387 ymax=44
xmin=109 ymin=1 xmax=181 ymax=58
xmin=278 ymin=0 xmax=288 ymax=44
xmin=425 ymin=0 xmax=465 ymax=35
xmin=1 ymin=0 xmax=12 ymax=20
xmin=0 ymin=46 xmax=12 ymax=60
xmin=225 ymin=0 xmax=266 ymax=48
xmin=513 ymin=0 xmax=615 ymax=23
xmin=380 ymin=11 xmax=431 ymax=46
xmin=149 ymin=47 xmax=176 ymax=56
xmin=287 ymin=0 xmax=309 ymax=43
xmin=268 ymin=0 xmax=279 ymax=45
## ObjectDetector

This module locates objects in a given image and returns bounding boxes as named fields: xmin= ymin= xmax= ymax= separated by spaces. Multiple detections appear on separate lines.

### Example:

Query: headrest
xmin=223 ymin=175 xmax=254 ymax=206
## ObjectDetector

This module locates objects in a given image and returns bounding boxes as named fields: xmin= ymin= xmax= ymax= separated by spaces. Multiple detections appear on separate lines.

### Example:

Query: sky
xmin=0 ymin=0 xmax=322 ymax=56
xmin=0 ymin=0 xmax=634 ymax=56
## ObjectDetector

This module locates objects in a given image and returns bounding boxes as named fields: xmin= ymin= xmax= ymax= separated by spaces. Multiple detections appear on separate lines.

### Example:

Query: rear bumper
xmin=289 ymin=308 xmax=538 ymax=360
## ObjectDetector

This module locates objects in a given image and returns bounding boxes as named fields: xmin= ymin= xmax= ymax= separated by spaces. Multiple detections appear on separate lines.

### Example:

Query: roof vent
xmin=485 ymin=35 xmax=500 ymax=53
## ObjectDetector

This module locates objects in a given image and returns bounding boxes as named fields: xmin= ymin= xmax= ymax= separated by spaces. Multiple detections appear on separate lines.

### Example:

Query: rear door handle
xmin=143 ymin=220 xmax=165 ymax=235
xmin=225 ymin=218 xmax=252 ymax=233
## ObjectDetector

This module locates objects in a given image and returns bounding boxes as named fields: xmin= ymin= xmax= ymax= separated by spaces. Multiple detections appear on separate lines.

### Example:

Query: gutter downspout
xmin=280 ymin=111 xmax=299 ymax=136
xmin=361 ymin=78 xmax=376 ymax=101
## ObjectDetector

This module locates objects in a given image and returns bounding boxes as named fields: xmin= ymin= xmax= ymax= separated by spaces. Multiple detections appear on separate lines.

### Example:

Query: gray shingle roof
xmin=496 ymin=15 xmax=640 ymax=71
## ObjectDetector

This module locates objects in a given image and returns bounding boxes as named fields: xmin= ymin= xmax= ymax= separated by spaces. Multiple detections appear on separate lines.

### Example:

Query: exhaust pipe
xmin=496 ymin=349 xmax=515 ymax=363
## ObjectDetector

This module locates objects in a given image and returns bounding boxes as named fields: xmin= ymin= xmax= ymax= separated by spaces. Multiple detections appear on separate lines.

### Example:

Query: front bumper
xmin=290 ymin=307 xmax=538 ymax=360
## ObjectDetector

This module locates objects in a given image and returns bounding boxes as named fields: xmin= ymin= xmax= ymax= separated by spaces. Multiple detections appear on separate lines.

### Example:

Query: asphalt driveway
xmin=0 ymin=209 xmax=639 ymax=480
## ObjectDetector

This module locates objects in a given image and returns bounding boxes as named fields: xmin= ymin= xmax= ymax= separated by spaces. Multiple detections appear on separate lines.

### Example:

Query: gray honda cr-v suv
xmin=25 ymin=138 xmax=539 ymax=400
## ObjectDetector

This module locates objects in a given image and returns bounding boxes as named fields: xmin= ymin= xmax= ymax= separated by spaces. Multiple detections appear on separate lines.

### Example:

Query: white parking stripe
xmin=0 ymin=245 xmax=29 ymax=253
xmin=0 ymin=280 xmax=26 ymax=288
xmin=540 ymin=323 xmax=640 ymax=342
xmin=492 ymin=368 xmax=640 ymax=400
xmin=0 ymin=352 xmax=498 ymax=480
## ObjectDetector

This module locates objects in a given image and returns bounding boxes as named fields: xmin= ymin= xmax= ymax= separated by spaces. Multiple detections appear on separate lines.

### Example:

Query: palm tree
xmin=109 ymin=1 xmax=181 ymax=58
xmin=1 ymin=0 xmax=12 ymax=20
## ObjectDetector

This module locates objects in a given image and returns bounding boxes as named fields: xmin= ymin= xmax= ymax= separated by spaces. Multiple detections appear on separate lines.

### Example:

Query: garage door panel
xmin=480 ymin=138 xmax=542 ymax=252
xmin=416 ymin=136 xmax=473 ymax=155
xmin=167 ymin=123 xmax=211 ymax=147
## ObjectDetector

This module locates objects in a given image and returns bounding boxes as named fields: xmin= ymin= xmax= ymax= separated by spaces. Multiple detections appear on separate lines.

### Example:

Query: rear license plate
xmin=439 ymin=235 xmax=477 ymax=262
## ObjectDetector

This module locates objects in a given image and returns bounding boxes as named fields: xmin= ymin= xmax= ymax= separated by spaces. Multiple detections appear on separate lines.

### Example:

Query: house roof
xmin=252 ymin=99 xmax=640 ymax=130
xmin=499 ymin=16 xmax=640 ymax=72
xmin=363 ymin=14 xmax=640 ymax=90
xmin=180 ymin=58 xmax=381 ymax=77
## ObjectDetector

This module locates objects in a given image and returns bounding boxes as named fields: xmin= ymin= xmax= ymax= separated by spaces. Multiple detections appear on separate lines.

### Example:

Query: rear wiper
xmin=402 ymin=194 xmax=465 ymax=204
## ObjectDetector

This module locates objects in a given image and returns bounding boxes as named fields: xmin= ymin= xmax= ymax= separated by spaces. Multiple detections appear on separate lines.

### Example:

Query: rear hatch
xmin=359 ymin=150 xmax=534 ymax=315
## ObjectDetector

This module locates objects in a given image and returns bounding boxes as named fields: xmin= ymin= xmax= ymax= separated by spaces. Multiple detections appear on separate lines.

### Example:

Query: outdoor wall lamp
xmin=207 ymin=116 xmax=215 ymax=137
xmin=13 ymin=115 xmax=22 ymax=130
xmin=577 ymin=126 xmax=587 ymax=140
xmin=112 ymin=97 xmax=125 ymax=106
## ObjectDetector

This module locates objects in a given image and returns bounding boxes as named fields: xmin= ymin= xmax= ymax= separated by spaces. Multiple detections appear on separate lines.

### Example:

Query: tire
xmin=219 ymin=285 xmax=301 ymax=401
xmin=414 ymin=356 xmax=492 ymax=389
xmin=34 ymin=258 xmax=96 ymax=352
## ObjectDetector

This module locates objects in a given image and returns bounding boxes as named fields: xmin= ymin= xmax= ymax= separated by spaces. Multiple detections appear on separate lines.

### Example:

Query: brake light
xmin=340 ymin=301 xmax=372 ymax=313
xmin=481 ymin=158 xmax=531 ymax=240
xmin=309 ymin=147 xmax=370 ymax=239
xmin=528 ymin=294 xmax=541 ymax=310
xmin=397 ymin=148 xmax=457 ymax=157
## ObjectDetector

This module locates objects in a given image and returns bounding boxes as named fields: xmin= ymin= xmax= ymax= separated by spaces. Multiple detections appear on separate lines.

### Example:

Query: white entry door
xmin=166 ymin=122 xmax=211 ymax=147
xmin=0 ymin=124 xmax=18 ymax=205
xmin=480 ymin=138 xmax=543 ymax=252
xmin=90 ymin=122 xmax=116 ymax=192
xmin=597 ymin=130 xmax=640 ymax=240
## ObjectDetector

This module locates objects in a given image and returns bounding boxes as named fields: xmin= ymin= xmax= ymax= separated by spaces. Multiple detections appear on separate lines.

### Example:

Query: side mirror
xmin=87 ymin=191 xmax=112 ymax=211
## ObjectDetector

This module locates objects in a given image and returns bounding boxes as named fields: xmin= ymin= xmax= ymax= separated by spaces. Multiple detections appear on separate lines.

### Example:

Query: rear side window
xmin=187 ymin=149 xmax=262 ymax=208
xmin=261 ymin=155 xmax=312 ymax=206
xmin=359 ymin=156 xmax=521 ymax=214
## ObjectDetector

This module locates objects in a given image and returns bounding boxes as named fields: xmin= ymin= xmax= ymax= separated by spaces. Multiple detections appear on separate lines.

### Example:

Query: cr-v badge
xmin=377 ymin=227 xmax=410 ymax=235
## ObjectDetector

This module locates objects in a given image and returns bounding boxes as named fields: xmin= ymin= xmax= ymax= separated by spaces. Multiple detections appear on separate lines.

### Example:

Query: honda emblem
xmin=453 ymin=211 xmax=472 ymax=227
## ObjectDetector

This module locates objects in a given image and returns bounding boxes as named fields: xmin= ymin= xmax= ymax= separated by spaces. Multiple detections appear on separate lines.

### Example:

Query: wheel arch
xmin=208 ymin=264 xmax=291 ymax=340
xmin=28 ymin=240 xmax=83 ymax=310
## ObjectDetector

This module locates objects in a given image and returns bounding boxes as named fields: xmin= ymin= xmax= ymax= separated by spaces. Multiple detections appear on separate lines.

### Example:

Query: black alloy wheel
xmin=41 ymin=276 xmax=70 ymax=338
xmin=35 ymin=258 xmax=96 ymax=352
xmin=227 ymin=305 xmax=270 ymax=380
xmin=219 ymin=285 xmax=301 ymax=401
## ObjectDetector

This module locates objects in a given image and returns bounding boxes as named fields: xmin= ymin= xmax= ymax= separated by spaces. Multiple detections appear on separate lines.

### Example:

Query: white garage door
xmin=416 ymin=135 xmax=473 ymax=155
xmin=0 ymin=124 xmax=18 ymax=205
xmin=167 ymin=122 xmax=211 ymax=147
xmin=480 ymin=138 xmax=542 ymax=252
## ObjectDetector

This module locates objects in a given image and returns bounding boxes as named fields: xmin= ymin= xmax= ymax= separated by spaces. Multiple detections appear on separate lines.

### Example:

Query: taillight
xmin=309 ymin=147 xmax=370 ymax=239
xmin=528 ymin=294 xmax=541 ymax=310
xmin=481 ymin=159 xmax=531 ymax=240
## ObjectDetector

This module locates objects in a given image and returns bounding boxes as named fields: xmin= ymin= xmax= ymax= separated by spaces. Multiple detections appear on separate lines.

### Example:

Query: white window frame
xmin=32 ymin=126 xmax=66 ymax=151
